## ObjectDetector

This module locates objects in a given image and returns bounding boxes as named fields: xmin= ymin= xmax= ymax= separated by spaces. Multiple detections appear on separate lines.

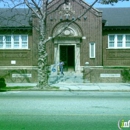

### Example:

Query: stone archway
xmin=53 ymin=22 xmax=82 ymax=72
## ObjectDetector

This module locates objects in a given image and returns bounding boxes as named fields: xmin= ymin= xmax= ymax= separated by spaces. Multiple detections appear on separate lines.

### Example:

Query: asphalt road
xmin=0 ymin=91 xmax=130 ymax=130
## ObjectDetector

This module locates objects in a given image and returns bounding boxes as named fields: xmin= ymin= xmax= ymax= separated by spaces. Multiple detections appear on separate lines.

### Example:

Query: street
xmin=0 ymin=91 xmax=130 ymax=130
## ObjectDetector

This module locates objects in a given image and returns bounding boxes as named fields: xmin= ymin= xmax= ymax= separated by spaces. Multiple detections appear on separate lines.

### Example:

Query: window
xmin=0 ymin=35 xmax=28 ymax=49
xmin=89 ymin=43 xmax=95 ymax=58
xmin=5 ymin=36 xmax=11 ymax=48
xmin=13 ymin=35 xmax=19 ymax=48
xmin=126 ymin=35 xmax=130 ymax=47
xmin=108 ymin=34 xmax=130 ymax=48
xmin=117 ymin=35 xmax=123 ymax=47
xmin=109 ymin=35 xmax=115 ymax=47
xmin=21 ymin=35 xmax=28 ymax=48
xmin=0 ymin=36 xmax=3 ymax=48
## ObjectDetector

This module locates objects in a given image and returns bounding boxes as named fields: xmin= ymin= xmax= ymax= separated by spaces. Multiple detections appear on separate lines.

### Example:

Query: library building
xmin=0 ymin=0 xmax=130 ymax=84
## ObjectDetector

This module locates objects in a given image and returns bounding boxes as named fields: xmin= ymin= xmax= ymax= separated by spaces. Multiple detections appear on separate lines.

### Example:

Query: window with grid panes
xmin=0 ymin=35 xmax=28 ymax=49
xmin=13 ymin=35 xmax=19 ymax=48
xmin=21 ymin=35 xmax=28 ymax=48
xmin=117 ymin=35 xmax=123 ymax=47
xmin=109 ymin=35 xmax=115 ymax=47
xmin=5 ymin=36 xmax=11 ymax=48
xmin=108 ymin=34 xmax=130 ymax=48
xmin=0 ymin=36 xmax=3 ymax=48
xmin=126 ymin=35 xmax=130 ymax=47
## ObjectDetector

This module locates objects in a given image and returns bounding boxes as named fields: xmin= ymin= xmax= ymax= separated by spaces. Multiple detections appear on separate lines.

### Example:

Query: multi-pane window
xmin=21 ymin=35 xmax=28 ymax=48
xmin=108 ymin=34 xmax=130 ymax=48
xmin=89 ymin=43 xmax=95 ymax=58
xmin=126 ymin=35 xmax=130 ymax=47
xmin=0 ymin=35 xmax=28 ymax=49
xmin=0 ymin=36 xmax=3 ymax=48
xmin=5 ymin=36 xmax=11 ymax=48
xmin=117 ymin=35 xmax=123 ymax=47
xmin=109 ymin=35 xmax=115 ymax=47
xmin=13 ymin=35 xmax=19 ymax=48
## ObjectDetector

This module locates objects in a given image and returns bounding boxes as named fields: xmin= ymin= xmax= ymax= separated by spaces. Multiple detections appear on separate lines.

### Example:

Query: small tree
xmin=121 ymin=69 xmax=130 ymax=82
xmin=0 ymin=78 xmax=6 ymax=88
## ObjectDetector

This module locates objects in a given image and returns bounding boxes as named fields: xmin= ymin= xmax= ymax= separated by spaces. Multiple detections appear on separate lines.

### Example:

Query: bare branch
xmin=31 ymin=0 xmax=43 ymax=17
xmin=78 ymin=0 xmax=98 ymax=19
xmin=11 ymin=2 xmax=25 ymax=10
xmin=24 ymin=0 xmax=41 ymax=19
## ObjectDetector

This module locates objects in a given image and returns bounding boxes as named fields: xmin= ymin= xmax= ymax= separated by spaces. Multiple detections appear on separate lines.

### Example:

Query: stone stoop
xmin=48 ymin=72 xmax=90 ymax=84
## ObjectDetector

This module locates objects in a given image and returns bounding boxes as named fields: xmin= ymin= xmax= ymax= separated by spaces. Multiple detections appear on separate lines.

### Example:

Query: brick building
xmin=0 ymin=0 xmax=130 ymax=83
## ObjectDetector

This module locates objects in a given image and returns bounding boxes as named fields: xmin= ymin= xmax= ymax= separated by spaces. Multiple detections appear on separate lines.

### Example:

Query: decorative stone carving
xmin=53 ymin=22 xmax=82 ymax=37
xmin=59 ymin=3 xmax=75 ymax=18
xmin=64 ymin=29 xmax=71 ymax=35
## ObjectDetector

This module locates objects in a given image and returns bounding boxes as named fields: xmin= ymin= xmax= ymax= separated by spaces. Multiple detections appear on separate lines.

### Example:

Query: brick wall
xmin=83 ymin=67 xmax=123 ymax=83
xmin=0 ymin=67 xmax=38 ymax=83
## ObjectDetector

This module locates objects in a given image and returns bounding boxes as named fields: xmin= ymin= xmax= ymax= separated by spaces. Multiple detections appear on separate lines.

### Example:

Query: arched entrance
xmin=53 ymin=22 xmax=82 ymax=72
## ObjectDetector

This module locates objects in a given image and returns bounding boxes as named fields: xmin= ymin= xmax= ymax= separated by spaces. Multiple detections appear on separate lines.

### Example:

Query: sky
xmin=86 ymin=0 xmax=130 ymax=8
xmin=0 ymin=0 xmax=129 ymax=8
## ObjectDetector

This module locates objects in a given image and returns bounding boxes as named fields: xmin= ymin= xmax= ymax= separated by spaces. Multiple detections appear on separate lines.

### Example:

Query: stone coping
xmin=0 ymin=66 xmax=38 ymax=70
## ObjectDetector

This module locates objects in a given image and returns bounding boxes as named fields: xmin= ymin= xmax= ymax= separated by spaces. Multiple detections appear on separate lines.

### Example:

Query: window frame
xmin=108 ymin=35 xmax=115 ymax=48
xmin=108 ymin=34 xmax=130 ymax=48
xmin=89 ymin=42 xmax=95 ymax=58
xmin=126 ymin=35 xmax=130 ymax=47
xmin=0 ymin=35 xmax=4 ymax=48
xmin=5 ymin=35 xmax=12 ymax=48
xmin=0 ymin=34 xmax=28 ymax=49
xmin=13 ymin=35 xmax=20 ymax=48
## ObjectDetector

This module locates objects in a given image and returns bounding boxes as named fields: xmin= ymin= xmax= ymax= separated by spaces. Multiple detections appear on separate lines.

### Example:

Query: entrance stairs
xmin=48 ymin=72 xmax=90 ymax=84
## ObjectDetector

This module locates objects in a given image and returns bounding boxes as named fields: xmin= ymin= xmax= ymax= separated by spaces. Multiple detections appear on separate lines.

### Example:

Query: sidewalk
xmin=6 ymin=83 xmax=130 ymax=91
xmin=52 ymin=83 xmax=130 ymax=91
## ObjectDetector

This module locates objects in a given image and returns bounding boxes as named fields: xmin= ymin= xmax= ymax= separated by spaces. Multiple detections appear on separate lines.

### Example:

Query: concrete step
xmin=48 ymin=72 xmax=90 ymax=84
xmin=58 ymin=76 xmax=83 ymax=83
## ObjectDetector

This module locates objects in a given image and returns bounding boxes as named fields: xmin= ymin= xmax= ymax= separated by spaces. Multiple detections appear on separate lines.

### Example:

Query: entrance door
xmin=60 ymin=45 xmax=75 ymax=71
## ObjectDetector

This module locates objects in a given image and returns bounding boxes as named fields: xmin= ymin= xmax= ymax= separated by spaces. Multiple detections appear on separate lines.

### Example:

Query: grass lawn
xmin=0 ymin=86 xmax=59 ymax=91
xmin=0 ymin=86 xmax=33 ymax=91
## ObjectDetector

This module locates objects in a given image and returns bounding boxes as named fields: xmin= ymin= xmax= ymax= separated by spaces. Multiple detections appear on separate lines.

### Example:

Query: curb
xmin=1 ymin=88 xmax=130 ymax=92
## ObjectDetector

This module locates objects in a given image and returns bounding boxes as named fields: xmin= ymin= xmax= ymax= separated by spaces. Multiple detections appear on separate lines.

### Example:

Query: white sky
xmin=85 ymin=0 xmax=130 ymax=8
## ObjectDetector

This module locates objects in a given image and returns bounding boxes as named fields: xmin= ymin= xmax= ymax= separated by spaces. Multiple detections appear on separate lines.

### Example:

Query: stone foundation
xmin=0 ymin=66 xmax=38 ymax=83
xmin=83 ymin=67 xmax=123 ymax=83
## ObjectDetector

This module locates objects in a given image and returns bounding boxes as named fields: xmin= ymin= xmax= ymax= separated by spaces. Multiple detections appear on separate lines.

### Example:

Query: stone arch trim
xmin=52 ymin=22 xmax=82 ymax=72
xmin=52 ymin=22 xmax=83 ymax=38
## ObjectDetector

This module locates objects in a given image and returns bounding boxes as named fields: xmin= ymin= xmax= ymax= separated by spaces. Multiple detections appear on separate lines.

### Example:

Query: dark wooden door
xmin=60 ymin=45 xmax=75 ymax=71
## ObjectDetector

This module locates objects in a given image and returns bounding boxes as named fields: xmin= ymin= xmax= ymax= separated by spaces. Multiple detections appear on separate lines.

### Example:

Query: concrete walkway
xmin=52 ymin=83 xmax=130 ymax=91
xmin=6 ymin=83 xmax=130 ymax=91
